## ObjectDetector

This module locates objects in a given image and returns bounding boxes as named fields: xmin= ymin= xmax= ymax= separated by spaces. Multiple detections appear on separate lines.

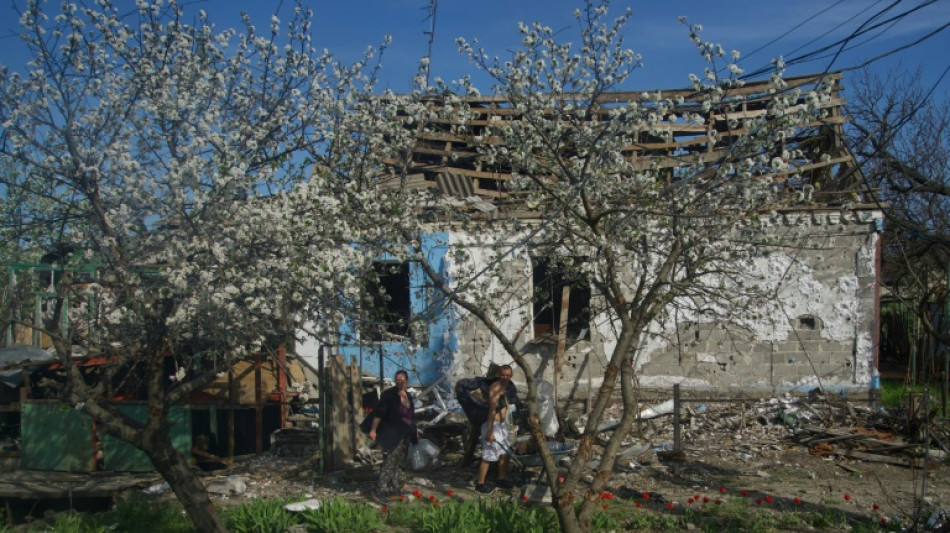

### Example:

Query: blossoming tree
xmin=378 ymin=2 xmax=853 ymax=531
xmin=0 ymin=1 xmax=411 ymax=531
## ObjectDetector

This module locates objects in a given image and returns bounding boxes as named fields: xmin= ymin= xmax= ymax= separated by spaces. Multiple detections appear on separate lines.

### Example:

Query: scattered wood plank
xmin=833 ymin=447 xmax=923 ymax=468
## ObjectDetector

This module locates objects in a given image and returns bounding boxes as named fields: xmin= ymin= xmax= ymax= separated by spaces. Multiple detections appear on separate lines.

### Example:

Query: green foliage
xmin=589 ymin=508 xmax=622 ymax=532
xmin=881 ymin=378 xmax=945 ymax=410
xmin=417 ymin=499 xmax=489 ymax=533
xmin=224 ymin=497 xmax=300 ymax=533
xmin=9 ymin=498 xmax=197 ymax=533
xmin=802 ymin=507 xmax=849 ymax=529
xmin=109 ymin=495 xmax=196 ymax=533
xmin=380 ymin=502 xmax=418 ymax=529
xmin=379 ymin=497 xmax=557 ymax=533
xmin=622 ymin=509 xmax=680 ymax=531
xmin=34 ymin=512 xmax=106 ymax=533
xmin=477 ymin=499 xmax=557 ymax=533
xmin=299 ymin=497 xmax=385 ymax=533
xmin=774 ymin=510 xmax=809 ymax=529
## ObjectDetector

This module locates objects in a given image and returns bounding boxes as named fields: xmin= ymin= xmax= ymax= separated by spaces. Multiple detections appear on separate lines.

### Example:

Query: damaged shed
xmin=0 ymin=262 xmax=316 ymax=474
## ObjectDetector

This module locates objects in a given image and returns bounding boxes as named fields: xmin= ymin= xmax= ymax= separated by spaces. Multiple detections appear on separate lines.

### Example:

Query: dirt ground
xmin=197 ymin=393 xmax=950 ymax=530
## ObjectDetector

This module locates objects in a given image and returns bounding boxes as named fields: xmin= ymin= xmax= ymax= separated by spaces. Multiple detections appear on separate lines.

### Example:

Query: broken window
xmin=532 ymin=257 xmax=591 ymax=340
xmin=362 ymin=261 xmax=412 ymax=341
xmin=794 ymin=315 xmax=821 ymax=331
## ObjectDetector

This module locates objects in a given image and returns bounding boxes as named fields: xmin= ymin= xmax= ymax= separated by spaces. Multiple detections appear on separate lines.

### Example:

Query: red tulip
xmin=400 ymin=495 xmax=406 ymax=501
xmin=873 ymin=503 xmax=880 ymax=511
xmin=381 ymin=506 xmax=387 ymax=513
xmin=794 ymin=497 xmax=801 ymax=504
xmin=687 ymin=498 xmax=693 ymax=504
xmin=756 ymin=498 xmax=763 ymax=505
xmin=522 ymin=495 xmax=528 ymax=502
xmin=715 ymin=500 xmax=722 ymax=506
xmin=703 ymin=496 xmax=709 ymax=503
xmin=433 ymin=501 xmax=439 ymax=507
xmin=719 ymin=486 xmax=726 ymax=494
xmin=447 ymin=490 xmax=454 ymax=497
xmin=602 ymin=504 xmax=608 ymax=510
xmin=667 ymin=502 xmax=674 ymax=509
xmin=741 ymin=491 xmax=748 ymax=497
xmin=635 ymin=502 xmax=642 ymax=508
xmin=694 ymin=494 xmax=700 ymax=500
xmin=844 ymin=494 xmax=851 ymax=502
xmin=428 ymin=495 xmax=435 ymax=502
xmin=642 ymin=492 xmax=650 ymax=499
xmin=765 ymin=496 xmax=772 ymax=504
xmin=881 ymin=518 xmax=888 ymax=525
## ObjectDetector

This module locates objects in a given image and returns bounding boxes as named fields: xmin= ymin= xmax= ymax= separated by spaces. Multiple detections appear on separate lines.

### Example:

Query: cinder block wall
xmin=449 ymin=210 xmax=881 ymax=398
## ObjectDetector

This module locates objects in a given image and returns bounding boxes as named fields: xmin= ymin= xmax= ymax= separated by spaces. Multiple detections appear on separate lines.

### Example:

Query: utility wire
xmin=740 ymin=0 xmax=943 ymax=80
xmin=841 ymin=22 xmax=950 ymax=73
xmin=740 ymin=0 xmax=849 ymax=62
xmin=779 ymin=0 xmax=885 ymax=60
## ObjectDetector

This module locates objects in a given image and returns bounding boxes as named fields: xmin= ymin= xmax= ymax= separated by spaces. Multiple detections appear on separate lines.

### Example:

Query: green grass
xmin=6 ymin=496 xmax=197 ymax=533
xmin=2 ymin=490 xmax=904 ymax=532
xmin=224 ymin=496 xmax=301 ymax=533
xmin=110 ymin=495 xmax=196 ymax=533
xmin=881 ymin=378 xmax=947 ymax=410
xmin=299 ymin=497 xmax=387 ymax=533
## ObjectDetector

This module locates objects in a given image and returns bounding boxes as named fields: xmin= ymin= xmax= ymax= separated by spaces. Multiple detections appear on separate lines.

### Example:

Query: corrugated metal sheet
xmin=436 ymin=172 xmax=475 ymax=198
xmin=102 ymin=405 xmax=191 ymax=472
xmin=21 ymin=403 xmax=94 ymax=472
xmin=20 ymin=402 xmax=191 ymax=472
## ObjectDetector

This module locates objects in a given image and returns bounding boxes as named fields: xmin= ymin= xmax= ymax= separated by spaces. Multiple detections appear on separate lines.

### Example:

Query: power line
xmin=740 ymin=0 xmax=944 ymax=81
xmin=740 ymin=0 xmax=849 ymax=63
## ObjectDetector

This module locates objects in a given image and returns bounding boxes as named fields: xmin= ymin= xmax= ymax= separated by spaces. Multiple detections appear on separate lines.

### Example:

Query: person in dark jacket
xmin=368 ymin=369 xmax=416 ymax=503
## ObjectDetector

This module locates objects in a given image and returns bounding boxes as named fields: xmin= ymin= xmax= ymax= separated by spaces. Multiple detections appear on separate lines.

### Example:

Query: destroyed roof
xmin=0 ymin=346 xmax=55 ymax=392
xmin=378 ymin=72 xmax=869 ymax=217
xmin=0 ymin=345 xmax=55 ymax=367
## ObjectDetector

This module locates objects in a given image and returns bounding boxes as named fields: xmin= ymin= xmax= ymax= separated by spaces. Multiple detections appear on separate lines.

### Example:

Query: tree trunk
xmin=146 ymin=433 xmax=226 ymax=533
xmin=554 ymin=496 xmax=586 ymax=533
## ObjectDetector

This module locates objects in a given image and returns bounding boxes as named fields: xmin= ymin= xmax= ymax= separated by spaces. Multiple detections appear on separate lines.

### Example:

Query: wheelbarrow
xmin=501 ymin=439 xmax=577 ymax=486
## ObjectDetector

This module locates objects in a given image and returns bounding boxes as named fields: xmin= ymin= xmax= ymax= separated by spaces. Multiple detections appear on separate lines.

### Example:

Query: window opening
xmin=532 ymin=257 xmax=591 ymax=340
xmin=364 ymin=261 xmax=412 ymax=341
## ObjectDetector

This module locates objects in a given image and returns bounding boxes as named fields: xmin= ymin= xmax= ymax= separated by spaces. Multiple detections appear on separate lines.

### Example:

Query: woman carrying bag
xmin=366 ymin=369 xmax=417 ymax=503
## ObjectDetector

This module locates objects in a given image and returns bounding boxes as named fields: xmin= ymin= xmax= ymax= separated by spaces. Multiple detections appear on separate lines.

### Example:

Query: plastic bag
xmin=537 ymin=381 xmax=559 ymax=437
xmin=408 ymin=438 xmax=439 ymax=470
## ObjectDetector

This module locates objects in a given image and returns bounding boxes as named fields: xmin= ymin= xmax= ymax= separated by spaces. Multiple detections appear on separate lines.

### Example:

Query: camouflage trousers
xmin=379 ymin=438 xmax=409 ymax=494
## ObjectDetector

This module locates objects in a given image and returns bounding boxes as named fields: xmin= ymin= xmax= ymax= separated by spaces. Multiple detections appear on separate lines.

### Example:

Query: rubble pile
xmin=186 ymin=389 xmax=949 ymax=531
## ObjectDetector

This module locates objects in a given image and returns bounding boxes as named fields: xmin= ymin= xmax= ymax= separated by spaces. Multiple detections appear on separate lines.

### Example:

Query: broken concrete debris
xmin=284 ymin=498 xmax=323 ymax=512
xmin=205 ymin=475 xmax=248 ymax=496
xmin=167 ymin=386 xmax=946 ymax=533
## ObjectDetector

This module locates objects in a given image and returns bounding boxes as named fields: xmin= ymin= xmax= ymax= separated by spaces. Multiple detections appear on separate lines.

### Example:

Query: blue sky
xmin=1 ymin=0 xmax=949 ymax=95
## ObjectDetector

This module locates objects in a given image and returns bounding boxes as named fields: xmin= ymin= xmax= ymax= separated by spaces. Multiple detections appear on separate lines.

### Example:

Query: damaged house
xmin=299 ymin=72 xmax=881 ymax=403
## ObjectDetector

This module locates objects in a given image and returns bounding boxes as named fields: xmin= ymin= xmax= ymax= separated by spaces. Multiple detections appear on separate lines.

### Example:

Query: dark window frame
xmin=363 ymin=261 xmax=412 ymax=341
xmin=531 ymin=257 xmax=592 ymax=341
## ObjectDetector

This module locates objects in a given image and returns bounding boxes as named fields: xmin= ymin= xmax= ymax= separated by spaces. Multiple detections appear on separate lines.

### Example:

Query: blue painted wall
xmin=338 ymin=233 xmax=458 ymax=385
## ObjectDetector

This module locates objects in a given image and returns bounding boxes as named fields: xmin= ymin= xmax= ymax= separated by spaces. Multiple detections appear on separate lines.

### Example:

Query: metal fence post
xmin=673 ymin=384 xmax=681 ymax=453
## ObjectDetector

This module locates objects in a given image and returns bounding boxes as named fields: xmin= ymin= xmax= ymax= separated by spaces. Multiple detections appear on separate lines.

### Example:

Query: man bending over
xmin=475 ymin=364 xmax=515 ymax=493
